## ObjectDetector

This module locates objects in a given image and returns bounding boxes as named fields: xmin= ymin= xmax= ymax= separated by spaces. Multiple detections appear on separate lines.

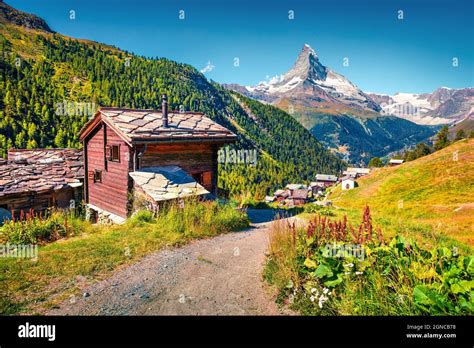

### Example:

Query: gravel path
xmin=47 ymin=209 xmax=298 ymax=315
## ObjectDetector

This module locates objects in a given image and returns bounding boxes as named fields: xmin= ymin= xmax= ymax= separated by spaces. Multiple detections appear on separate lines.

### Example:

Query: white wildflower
xmin=355 ymin=271 xmax=363 ymax=275
xmin=310 ymin=295 xmax=315 ymax=302
xmin=345 ymin=263 xmax=354 ymax=268
xmin=318 ymin=294 xmax=329 ymax=308
xmin=323 ymin=288 xmax=329 ymax=294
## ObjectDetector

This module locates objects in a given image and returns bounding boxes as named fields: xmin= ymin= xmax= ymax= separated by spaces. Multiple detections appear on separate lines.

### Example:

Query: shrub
xmin=127 ymin=198 xmax=249 ymax=238
xmin=265 ymin=205 xmax=473 ymax=315
xmin=304 ymin=204 xmax=334 ymax=216
xmin=0 ymin=209 xmax=86 ymax=244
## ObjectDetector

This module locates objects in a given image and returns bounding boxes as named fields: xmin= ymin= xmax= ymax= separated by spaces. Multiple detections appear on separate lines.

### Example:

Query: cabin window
xmin=192 ymin=171 xmax=212 ymax=190
xmin=94 ymin=169 xmax=102 ymax=183
xmin=108 ymin=145 xmax=120 ymax=162
xmin=111 ymin=145 xmax=120 ymax=162
xmin=192 ymin=172 xmax=204 ymax=185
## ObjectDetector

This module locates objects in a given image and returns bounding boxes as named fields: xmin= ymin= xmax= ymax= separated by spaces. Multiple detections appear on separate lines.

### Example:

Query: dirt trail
xmin=47 ymin=209 xmax=298 ymax=315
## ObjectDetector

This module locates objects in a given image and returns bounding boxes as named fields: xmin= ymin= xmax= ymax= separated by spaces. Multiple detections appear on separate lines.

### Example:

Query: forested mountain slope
xmin=0 ymin=1 xmax=344 ymax=196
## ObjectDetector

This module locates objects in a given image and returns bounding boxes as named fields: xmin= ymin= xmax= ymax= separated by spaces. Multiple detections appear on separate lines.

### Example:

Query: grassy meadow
xmin=0 ymin=200 xmax=249 ymax=315
xmin=264 ymin=139 xmax=473 ymax=316
xmin=328 ymin=139 xmax=474 ymax=251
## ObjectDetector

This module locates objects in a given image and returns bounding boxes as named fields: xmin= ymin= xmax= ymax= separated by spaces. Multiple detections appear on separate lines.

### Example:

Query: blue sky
xmin=7 ymin=0 xmax=474 ymax=94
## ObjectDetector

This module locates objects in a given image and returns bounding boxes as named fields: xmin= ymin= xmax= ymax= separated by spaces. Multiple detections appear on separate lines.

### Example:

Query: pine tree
xmin=454 ymin=129 xmax=466 ymax=141
xmin=434 ymin=126 xmax=450 ymax=151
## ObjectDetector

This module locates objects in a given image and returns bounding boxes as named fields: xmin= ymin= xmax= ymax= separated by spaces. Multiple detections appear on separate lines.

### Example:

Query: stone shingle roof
xmin=0 ymin=149 xmax=83 ymax=197
xmin=274 ymin=189 xmax=289 ymax=197
xmin=130 ymin=166 xmax=209 ymax=202
xmin=315 ymin=174 xmax=338 ymax=182
xmin=286 ymin=183 xmax=306 ymax=190
xmin=289 ymin=189 xmax=308 ymax=199
xmin=84 ymin=108 xmax=237 ymax=144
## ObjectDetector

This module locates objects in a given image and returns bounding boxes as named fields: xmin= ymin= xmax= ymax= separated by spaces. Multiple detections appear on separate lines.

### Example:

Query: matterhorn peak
xmin=302 ymin=43 xmax=318 ymax=58
xmin=285 ymin=43 xmax=327 ymax=82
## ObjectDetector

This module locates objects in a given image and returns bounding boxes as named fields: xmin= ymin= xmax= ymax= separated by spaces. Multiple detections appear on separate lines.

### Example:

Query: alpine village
xmin=0 ymin=1 xmax=473 ymax=317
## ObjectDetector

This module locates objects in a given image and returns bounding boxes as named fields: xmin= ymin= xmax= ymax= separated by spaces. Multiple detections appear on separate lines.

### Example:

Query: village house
xmin=309 ymin=182 xmax=325 ymax=197
xmin=286 ymin=183 xmax=306 ymax=196
xmin=344 ymin=167 xmax=370 ymax=178
xmin=315 ymin=174 xmax=338 ymax=187
xmin=273 ymin=189 xmax=289 ymax=202
xmin=341 ymin=176 xmax=356 ymax=190
xmin=0 ymin=148 xmax=84 ymax=221
xmin=389 ymin=159 xmax=404 ymax=166
xmin=287 ymin=188 xmax=308 ymax=206
xmin=78 ymin=95 xmax=237 ymax=223
xmin=264 ymin=195 xmax=275 ymax=203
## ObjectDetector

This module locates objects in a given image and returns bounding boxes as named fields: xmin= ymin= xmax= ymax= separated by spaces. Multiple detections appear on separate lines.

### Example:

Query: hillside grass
xmin=0 ymin=200 xmax=249 ymax=315
xmin=328 ymin=139 xmax=474 ymax=251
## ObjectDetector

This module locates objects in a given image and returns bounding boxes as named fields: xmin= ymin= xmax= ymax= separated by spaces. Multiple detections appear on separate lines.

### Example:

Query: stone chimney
xmin=162 ymin=94 xmax=169 ymax=128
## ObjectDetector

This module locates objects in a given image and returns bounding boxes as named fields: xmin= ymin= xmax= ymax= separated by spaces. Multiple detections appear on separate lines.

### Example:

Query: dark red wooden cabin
xmin=79 ymin=95 xmax=237 ymax=221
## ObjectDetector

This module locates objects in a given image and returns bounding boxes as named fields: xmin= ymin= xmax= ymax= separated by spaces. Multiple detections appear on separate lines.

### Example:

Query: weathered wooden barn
xmin=0 ymin=149 xmax=84 ymax=219
xmin=79 ymin=95 xmax=237 ymax=222
xmin=287 ymin=188 xmax=308 ymax=206
xmin=315 ymin=174 xmax=338 ymax=187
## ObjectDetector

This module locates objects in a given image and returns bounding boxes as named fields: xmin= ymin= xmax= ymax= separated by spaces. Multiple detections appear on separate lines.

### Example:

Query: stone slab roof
xmin=289 ymin=189 xmax=308 ymax=199
xmin=274 ymin=189 xmax=289 ymax=197
xmin=286 ymin=183 xmax=306 ymax=190
xmin=0 ymin=149 xmax=84 ymax=197
xmin=346 ymin=167 xmax=371 ymax=174
xmin=81 ymin=108 xmax=237 ymax=144
xmin=130 ymin=166 xmax=209 ymax=202
xmin=316 ymin=174 xmax=338 ymax=182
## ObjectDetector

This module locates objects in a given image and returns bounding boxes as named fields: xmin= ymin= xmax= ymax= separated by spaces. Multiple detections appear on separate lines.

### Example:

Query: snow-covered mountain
xmin=367 ymin=88 xmax=474 ymax=125
xmin=229 ymin=44 xmax=381 ymax=113
xmin=223 ymin=44 xmax=471 ymax=164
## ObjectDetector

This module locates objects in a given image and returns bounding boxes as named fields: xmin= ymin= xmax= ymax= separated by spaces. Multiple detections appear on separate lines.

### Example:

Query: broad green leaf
xmin=464 ymin=257 xmax=474 ymax=276
xmin=451 ymin=280 xmax=474 ymax=294
xmin=413 ymin=285 xmax=432 ymax=305
xmin=324 ymin=274 xmax=343 ymax=287
xmin=315 ymin=264 xmax=333 ymax=278
xmin=438 ymin=247 xmax=452 ymax=258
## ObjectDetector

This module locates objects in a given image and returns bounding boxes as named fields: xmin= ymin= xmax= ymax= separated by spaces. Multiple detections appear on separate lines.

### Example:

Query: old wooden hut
xmin=78 ymin=95 xmax=237 ymax=222
xmin=0 ymin=149 xmax=84 ymax=218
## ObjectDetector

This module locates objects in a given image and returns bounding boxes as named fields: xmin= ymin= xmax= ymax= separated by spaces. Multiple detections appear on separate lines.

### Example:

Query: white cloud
xmin=256 ymin=74 xmax=284 ymax=86
xmin=268 ymin=74 xmax=284 ymax=85
xmin=200 ymin=61 xmax=215 ymax=74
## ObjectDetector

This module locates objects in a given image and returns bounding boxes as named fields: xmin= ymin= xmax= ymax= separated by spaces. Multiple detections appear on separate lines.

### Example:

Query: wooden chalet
xmin=315 ymin=174 xmax=338 ymax=187
xmin=0 ymin=149 xmax=84 ymax=219
xmin=309 ymin=182 xmax=324 ymax=197
xmin=78 ymin=95 xmax=237 ymax=222
xmin=344 ymin=167 xmax=370 ymax=178
xmin=288 ymin=188 xmax=308 ymax=206
xmin=274 ymin=189 xmax=289 ymax=202
xmin=389 ymin=159 xmax=404 ymax=166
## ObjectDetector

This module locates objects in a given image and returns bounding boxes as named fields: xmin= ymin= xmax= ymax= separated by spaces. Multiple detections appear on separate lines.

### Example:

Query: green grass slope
xmin=329 ymin=139 xmax=474 ymax=249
